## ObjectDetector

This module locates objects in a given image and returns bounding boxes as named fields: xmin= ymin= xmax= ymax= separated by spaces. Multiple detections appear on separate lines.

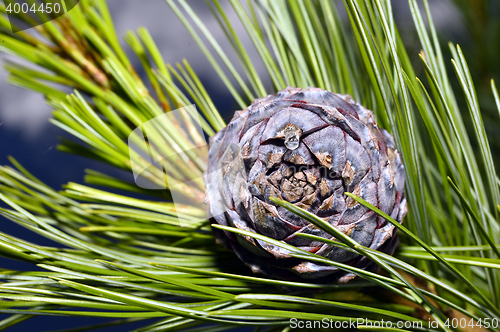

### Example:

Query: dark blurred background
xmin=0 ymin=0 xmax=498 ymax=330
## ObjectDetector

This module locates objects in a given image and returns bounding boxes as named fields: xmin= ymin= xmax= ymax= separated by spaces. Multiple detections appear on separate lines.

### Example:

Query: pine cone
xmin=205 ymin=87 xmax=407 ymax=283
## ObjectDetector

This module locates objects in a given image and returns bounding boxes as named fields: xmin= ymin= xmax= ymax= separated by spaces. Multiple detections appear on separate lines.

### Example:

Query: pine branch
xmin=0 ymin=0 xmax=499 ymax=331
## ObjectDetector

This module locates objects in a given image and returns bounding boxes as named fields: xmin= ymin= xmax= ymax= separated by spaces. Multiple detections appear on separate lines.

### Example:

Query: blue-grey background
xmin=0 ymin=0 xmax=465 ymax=330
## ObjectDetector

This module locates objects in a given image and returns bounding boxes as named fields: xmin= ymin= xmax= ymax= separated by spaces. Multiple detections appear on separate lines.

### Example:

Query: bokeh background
xmin=0 ymin=0 xmax=498 ymax=330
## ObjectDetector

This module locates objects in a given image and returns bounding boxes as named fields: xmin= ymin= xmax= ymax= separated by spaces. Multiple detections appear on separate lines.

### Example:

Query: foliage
xmin=0 ymin=0 xmax=499 ymax=331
